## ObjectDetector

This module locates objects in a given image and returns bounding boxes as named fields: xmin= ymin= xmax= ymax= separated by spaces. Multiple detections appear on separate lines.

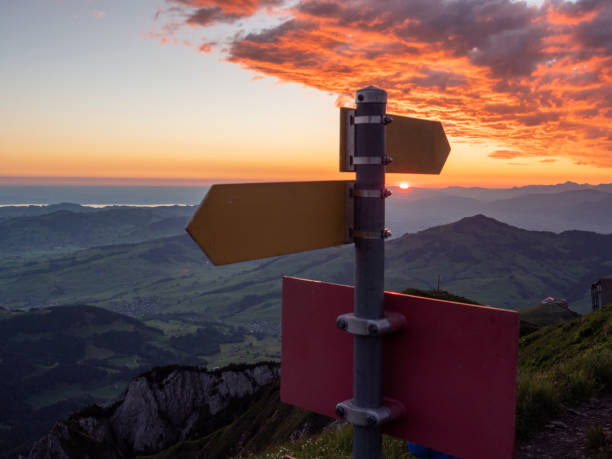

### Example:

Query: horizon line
xmin=0 ymin=176 xmax=610 ymax=189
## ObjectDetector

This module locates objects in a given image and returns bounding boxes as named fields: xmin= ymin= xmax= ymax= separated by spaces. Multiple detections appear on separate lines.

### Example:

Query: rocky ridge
xmin=27 ymin=363 xmax=280 ymax=458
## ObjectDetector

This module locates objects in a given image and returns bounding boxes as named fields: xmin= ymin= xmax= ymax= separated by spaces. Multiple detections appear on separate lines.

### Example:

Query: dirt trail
xmin=516 ymin=396 xmax=612 ymax=458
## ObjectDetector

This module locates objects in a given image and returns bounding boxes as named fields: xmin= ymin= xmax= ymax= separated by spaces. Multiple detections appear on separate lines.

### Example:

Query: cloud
xmin=489 ymin=150 xmax=524 ymax=160
xmin=198 ymin=41 xmax=216 ymax=53
xmin=168 ymin=0 xmax=283 ymax=24
xmin=155 ymin=0 xmax=612 ymax=167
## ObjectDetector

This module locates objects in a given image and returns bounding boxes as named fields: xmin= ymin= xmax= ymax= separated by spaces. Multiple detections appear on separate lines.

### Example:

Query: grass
xmin=519 ymin=301 xmax=579 ymax=326
xmin=88 ymin=383 xmax=126 ymax=401
xmin=516 ymin=305 xmax=612 ymax=442
xmin=586 ymin=426 xmax=608 ymax=450
xmin=249 ymin=424 xmax=413 ymax=459
xmin=207 ymin=336 xmax=281 ymax=368
xmin=144 ymin=319 xmax=199 ymax=337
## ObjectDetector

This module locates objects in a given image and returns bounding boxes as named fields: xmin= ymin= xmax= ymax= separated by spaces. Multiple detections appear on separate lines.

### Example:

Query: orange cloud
xmin=158 ymin=0 xmax=612 ymax=167
xmin=489 ymin=150 xmax=524 ymax=160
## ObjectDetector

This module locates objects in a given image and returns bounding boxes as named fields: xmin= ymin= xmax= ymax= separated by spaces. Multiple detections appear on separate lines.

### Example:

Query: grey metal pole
xmin=353 ymin=86 xmax=387 ymax=459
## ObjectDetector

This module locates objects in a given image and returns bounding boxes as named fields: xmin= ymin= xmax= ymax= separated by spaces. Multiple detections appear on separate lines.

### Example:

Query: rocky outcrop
xmin=28 ymin=362 xmax=279 ymax=458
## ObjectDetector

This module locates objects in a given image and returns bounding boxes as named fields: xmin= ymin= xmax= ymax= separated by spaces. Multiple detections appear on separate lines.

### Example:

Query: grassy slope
xmin=516 ymin=305 xmax=612 ymax=441
xmin=247 ymin=305 xmax=612 ymax=457
xmin=519 ymin=301 xmax=579 ymax=326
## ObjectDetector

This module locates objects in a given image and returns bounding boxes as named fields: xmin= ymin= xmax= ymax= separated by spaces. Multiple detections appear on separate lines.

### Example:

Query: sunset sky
xmin=1 ymin=0 xmax=611 ymax=187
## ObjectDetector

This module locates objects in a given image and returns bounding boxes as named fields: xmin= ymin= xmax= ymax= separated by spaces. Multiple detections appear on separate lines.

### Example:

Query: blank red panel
xmin=281 ymin=277 xmax=519 ymax=459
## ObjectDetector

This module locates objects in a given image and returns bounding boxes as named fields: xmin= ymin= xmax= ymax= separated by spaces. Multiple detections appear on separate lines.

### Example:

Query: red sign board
xmin=281 ymin=277 xmax=519 ymax=459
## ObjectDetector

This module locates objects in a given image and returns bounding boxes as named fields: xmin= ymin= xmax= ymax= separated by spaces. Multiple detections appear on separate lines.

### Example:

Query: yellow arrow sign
xmin=339 ymin=108 xmax=451 ymax=174
xmin=187 ymin=181 xmax=354 ymax=265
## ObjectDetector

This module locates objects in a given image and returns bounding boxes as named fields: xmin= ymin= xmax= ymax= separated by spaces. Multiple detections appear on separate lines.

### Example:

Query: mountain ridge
xmin=2 ymin=214 xmax=610 ymax=320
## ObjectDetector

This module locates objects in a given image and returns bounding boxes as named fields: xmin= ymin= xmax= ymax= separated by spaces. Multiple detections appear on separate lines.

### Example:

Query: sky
xmin=1 ymin=0 xmax=611 ymax=188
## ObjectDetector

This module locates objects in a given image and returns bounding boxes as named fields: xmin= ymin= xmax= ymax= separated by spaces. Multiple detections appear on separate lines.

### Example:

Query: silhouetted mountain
xmin=1 ymin=216 xmax=608 ymax=324
xmin=388 ymin=187 xmax=612 ymax=234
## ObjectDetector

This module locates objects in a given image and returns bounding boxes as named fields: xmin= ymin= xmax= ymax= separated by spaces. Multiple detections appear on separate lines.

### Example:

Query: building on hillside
xmin=591 ymin=275 xmax=612 ymax=311
xmin=541 ymin=297 xmax=569 ymax=308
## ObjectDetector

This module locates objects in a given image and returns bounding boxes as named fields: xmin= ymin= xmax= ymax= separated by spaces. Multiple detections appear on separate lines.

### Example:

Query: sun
xmin=399 ymin=182 xmax=410 ymax=189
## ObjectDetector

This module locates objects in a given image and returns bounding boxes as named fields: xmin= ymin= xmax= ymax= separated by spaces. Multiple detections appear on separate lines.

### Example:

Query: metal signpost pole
xmin=352 ymin=86 xmax=388 ymax=459
xmin=190 ymin=83 xmax=466 ymax=458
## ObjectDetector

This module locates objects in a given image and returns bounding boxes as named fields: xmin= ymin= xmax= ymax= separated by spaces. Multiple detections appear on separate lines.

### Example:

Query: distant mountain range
xmin=2 ymin=215 xmax=609 ymax=321
xmin=388 ymin=184 xmax=612 ymax=234
xmin=1 ymin=181 xmax=611 ymax=261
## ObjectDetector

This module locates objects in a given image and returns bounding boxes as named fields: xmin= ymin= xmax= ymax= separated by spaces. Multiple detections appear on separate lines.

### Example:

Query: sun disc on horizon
xmin=399 ymin=182 xmax=410 ymax=189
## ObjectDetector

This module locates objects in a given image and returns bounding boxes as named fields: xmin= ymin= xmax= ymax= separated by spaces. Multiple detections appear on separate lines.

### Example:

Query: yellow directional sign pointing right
xmin=339 ymin=107 xmax=451 ymax=174
xmin=187 ymin=181 xmax=354 ymax=265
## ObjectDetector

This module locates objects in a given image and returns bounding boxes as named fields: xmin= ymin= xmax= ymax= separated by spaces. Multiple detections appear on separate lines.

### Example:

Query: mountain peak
xmin=408 ymin=214 xmax=527 ymax=240
xmin=450 ymin=214 xmax=514 ymax=230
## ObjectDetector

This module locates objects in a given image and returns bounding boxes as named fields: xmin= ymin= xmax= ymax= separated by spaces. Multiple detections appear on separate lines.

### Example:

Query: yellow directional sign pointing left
xmin=187 ymin=181 xmax=354 ymax=265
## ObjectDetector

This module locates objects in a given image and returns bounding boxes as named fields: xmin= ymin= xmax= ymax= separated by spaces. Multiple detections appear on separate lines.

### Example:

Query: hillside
xmin=1 ymin=215 xmax=609 ymax=324
xmin=0 ymin=205 xmax=194 ymax=256
xmin=519 ymin=301 xmax=579 ymax=326
xmin=0 ymin=305 xmax=247 ymax=458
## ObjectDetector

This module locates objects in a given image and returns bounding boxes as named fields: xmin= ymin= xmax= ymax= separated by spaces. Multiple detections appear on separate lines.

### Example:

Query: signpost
xmin=281 ymin=277 xmax=519 ymax=459
xmin=187 ymin=86 xmax=518 ymax=458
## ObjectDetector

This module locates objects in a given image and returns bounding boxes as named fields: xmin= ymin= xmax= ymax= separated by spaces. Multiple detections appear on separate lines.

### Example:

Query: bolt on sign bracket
xmin=336 ymin=312 xmax=406 ymax=336
xmin=335 ymin=398 xmax=405 ymax=427
xmin=351 ymin=187 xmax=392 ymax=199
xmin=350 ymin=228 xmax=392 ymax=240
xmin=353 ymin=115 xmax=393 ymax=125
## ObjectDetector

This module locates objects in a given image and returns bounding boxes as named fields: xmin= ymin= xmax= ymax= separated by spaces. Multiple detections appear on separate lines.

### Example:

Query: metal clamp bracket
xmin=342 ymin=109 xmax=394 ymax=172
xmin=335 ymin=398 xmax=405 ymax=427
xmin=353 ymin=115 xmax=393 ymax=125
xmin=350 ymin=228 xmax=392 ymax=240
xmin=351 ymin=188 xmax=392 ymax=199
xmin=350 ymin=156 xmax=393 ymax=167
xmin=336 ymin=312 xmax=406 ymax=336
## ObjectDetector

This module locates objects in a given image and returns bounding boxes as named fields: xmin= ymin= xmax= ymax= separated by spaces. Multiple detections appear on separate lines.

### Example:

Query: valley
xmin=1 ymin=183 xmax=612 ymax=456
